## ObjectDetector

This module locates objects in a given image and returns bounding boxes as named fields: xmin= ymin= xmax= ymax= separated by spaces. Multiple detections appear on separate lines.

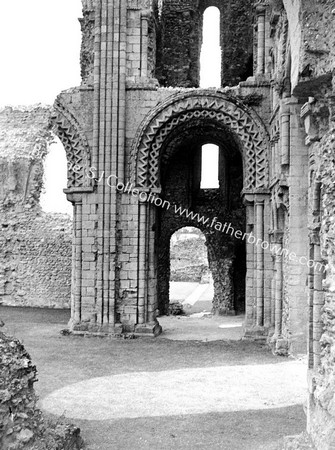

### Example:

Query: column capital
xmin=254 ymin=1 xmax=269 ymax=14
xmin=141 ymin=9 xmax=152 ymax=20
xmin=64 ymin=187 xmax=94 ymax=204
xmin=270 ymin=230 xmax=284 ymax=244
xmin=256 ymin=5 xmax=266 ymax=14
xmin=255 ymin=192 xmax=270 ymax=203
xmin=309 ymin=230 xmax=321 ymax=245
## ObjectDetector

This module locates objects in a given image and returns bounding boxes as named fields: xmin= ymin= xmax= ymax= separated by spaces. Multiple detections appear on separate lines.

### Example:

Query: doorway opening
xmin=155 ymin=120 xmax=246 ymax=339
xmin=169 ymin=226 xmax=213 ymax=315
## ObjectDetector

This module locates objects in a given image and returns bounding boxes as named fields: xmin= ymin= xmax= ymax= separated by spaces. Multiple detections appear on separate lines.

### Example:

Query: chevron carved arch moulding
xmin=131 ymin=90 xmax=269 ymax=191
xmin=50 ymin=100 xmax=92 ymax=190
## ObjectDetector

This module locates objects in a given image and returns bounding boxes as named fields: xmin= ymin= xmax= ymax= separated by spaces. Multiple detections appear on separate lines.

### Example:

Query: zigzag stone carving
xmin=131 ymin=91 xmax=269 ymax=191
xmin=51 ymin=100 xmax=92 ymax=190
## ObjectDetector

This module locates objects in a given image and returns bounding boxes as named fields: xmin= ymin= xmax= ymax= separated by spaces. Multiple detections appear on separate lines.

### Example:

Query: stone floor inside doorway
xmin=1 ymin=306 xmax=307 ymax=450
xmin=163 ymin=280 xmax=244 ymax=341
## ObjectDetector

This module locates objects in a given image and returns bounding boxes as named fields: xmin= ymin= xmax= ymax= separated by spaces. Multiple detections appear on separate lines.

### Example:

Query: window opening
xmin=200 ymin=6 xmax=221 ymax=88
xmin=40 ymin=136 xmax=72 ymax=216
xmin=200 ymin=144 xmax=219 ymax=189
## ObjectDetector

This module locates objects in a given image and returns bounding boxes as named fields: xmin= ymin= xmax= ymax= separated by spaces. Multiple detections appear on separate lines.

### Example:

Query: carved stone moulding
xmin=50 ymin=99 xmax=93 ymax=193
xmin=131 ymin=90 xmax=270 ymax=193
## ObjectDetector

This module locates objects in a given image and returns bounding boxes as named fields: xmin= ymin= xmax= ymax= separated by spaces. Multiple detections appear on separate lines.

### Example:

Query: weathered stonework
xmin=45 ymin=0 xmax=308 ymax=347
xmin=155 ymin=0 xmax=254 ymax=87
xmin=306 ymin=129 xmax=335 ymax=449
xmin=170 ymin=228 xmax=210 ymax=283
xmin=4 ymin=1 xmax=335 ymax=447
xmin=0 ymin=328 xmax=83 ymax=449
xmin=0 ymin=106 xmax=72 ymax=308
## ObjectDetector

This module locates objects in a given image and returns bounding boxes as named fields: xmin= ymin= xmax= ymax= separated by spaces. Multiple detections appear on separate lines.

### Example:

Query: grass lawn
xmin=1 ymin=306 xmax=307 ymax=450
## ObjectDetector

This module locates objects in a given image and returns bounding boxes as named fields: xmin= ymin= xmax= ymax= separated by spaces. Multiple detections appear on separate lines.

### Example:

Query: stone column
xmin=73 ymin=202 xmax=83 ymax=324
xmin=256 ymin=5 xmax=266 ymax=75
xmin=270 ymin=268 xmax=276 ymax=327
xmin=281 ymin=105 xmax=290 ymax=167
xmin=313 ymin=241 xmax=324 ymax=368
xmin=286 ymin=98 xmax=309 ymax=354
xmin=263 ymin=198 xmax=272 ymax=329
xmin=137 ymin=199 xmax=147 ymax=325
xmin=140 ymin=11 xmax=150 ymax=78
xmin=255 ymin=199 xmax=265 ymax=327
xmin=135 ymin=194 xmax=162 ymax=336
xmin=92 ymin=0 xmax=127 ymax=330
xmin=307 ymin=242 xmax=315 ymax=369
xmin=270 ymin=133 xmax=279 ymax=179
xmin=274 ymin=233 xmax=283 ymax=337
xmin=244 ymin=199 xmax=255 ymax=330
xmin=64 ymin=191 xmax=86 ymax=329
xmin=147 ymin=203 xmax=158 ymax=322
xmin=269 ymin=206 xmax=277 ymax=329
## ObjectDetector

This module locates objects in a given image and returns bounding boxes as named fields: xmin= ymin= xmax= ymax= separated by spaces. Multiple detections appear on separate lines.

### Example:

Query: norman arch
xmin=131 ymin=91 xmax=270 ymax=192
xmin=50 ymin=99 xmax=94 ymax=327
xmin=131 ymin=90 xmax=271 ymax=334
xmin=51 ymin=98 xmax=93 ymax=192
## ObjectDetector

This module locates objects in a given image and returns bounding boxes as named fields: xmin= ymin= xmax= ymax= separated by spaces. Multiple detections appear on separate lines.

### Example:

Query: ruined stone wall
xmin=281 ymin=223 xmax=291 ymax=351
xmin=286 ymin=0 xmax=335 ymax=439
xmin=0 ymin=213 xmax=72 ymax=308
xmin=0 ymin=107 xmax=72 ymax=309
xmin=52 ymin=0 xmax=312 ymax=348
xmin=155 ymin=0 xmax=254 ymax=88
xmin=155 ymin=0 xmax=202 ymax=87
xmin=80 ymin=7 xmax=95 ymax=86
xmin=79 ymin=0 xmax=254 ymax=89
xmin=282 ymin=0 xmax=335 ymax=96
xmin=299 ymin=0 xmax=335 ymax=79
xmin=170 ymin=229 xmax=209 ymax=283
xmin=305 ymin=128 xmax=335 ymax=449
xmin=0 ymin=330 xmax=41 ymax=449
xmin=0 ymin=328 xmax=83 ymax=449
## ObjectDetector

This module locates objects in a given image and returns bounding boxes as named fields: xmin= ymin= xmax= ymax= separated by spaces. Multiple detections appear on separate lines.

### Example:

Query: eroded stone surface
xmin=0 ymin=330 xmax=83 ymax=449
xmin=0 ymin=106 xmax=72 ymax=308
xmin=3 ymin=1 xmax=335 ymax=448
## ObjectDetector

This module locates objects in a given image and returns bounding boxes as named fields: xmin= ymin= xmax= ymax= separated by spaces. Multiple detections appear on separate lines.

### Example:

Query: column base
xmin=134 ymin=321 xmax=162 ymax=337
xmin=281 ymin=432 xmax=315 ymax=449
xmin=268 ymin=334 xmax=289 ymax=356
xmin=213 ymin=309 xmax=237 ymax=316
xmin=243 ymin=325 xmax=269 ymax=340
xmin=67 ymin=319 xmax=162 ymax=337
xmin=69 ymin=320 xmax=123 ymax=336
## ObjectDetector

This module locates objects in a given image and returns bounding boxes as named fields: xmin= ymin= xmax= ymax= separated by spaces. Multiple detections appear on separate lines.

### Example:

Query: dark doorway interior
xmin=156 ymin=120 xmax=246 ymax=316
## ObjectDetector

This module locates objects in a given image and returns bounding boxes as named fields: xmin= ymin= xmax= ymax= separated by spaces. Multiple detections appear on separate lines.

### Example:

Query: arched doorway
xmin=169 ymin=227 xmax=212 ymax=315
xmin=156 ymin=123 xmax=246 ymax=317
xmin=132 ymin=90 xmax=270 ymax=336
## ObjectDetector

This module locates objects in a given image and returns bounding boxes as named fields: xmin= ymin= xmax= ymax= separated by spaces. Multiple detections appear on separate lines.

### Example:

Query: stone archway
xmin=50 ymin=98 xmax=94 ymax=326
xmin=131 ymin=90 xmax=269 ymax=191
xmin=131 ymin=90 xmax=271 ymax=335
xmin=51 ymin=98 xmax=92 ymax=191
